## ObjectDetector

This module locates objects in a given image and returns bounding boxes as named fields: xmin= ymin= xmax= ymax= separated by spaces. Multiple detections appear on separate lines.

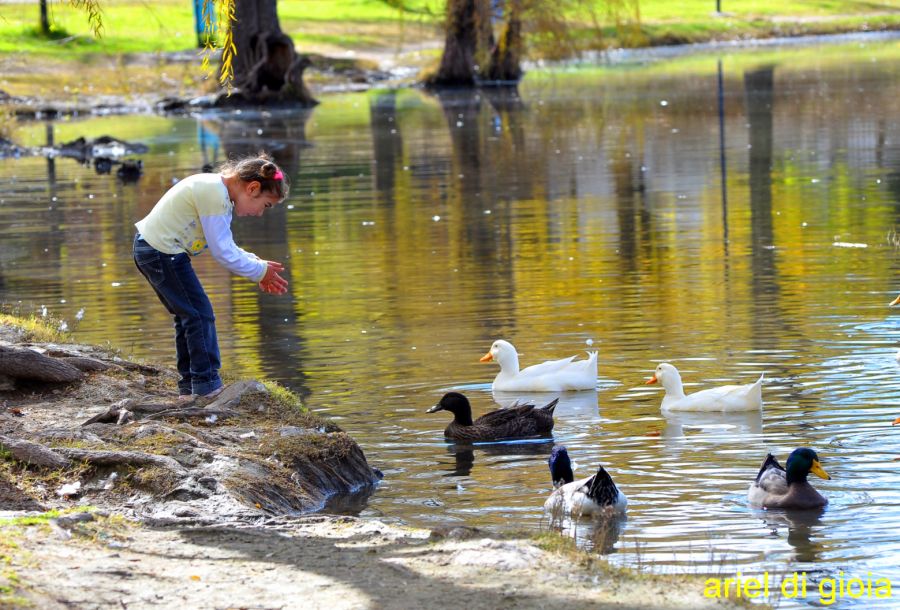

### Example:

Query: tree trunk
xmin=426 ymin=0 xmax=479 ymax=87
xmin=223 ymin=0 xmax=316 ymax=106
xmin=485 ymin=0 xmax=523 ymax=83
xmin=39 ymin=0 xmax=51 ymax=36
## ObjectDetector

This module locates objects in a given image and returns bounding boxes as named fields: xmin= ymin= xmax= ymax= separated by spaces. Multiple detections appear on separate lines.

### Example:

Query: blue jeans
xmin=132 ymin=233 xmax=223 ymax=396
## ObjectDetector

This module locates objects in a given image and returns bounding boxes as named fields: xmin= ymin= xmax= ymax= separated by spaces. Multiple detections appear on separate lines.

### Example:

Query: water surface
xmin=3 ymin=36 xmax=900 ymax=608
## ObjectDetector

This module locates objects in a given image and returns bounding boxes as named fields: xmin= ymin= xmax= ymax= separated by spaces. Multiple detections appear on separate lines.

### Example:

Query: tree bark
xmin=224 ymin=0 xmax=317 ymax=106
xmin=427 ymin=0 xmax=479 ymax=87
xmin=485 ymin=0 xmax=523 ymax=83
xmin=0 ymin=345 xmax=83 ymax=383
xmin=0 ymin=434 xmax=70 ymax=469
xmin=39 ymin=0 xmax=51 ymax=36
xmin=57 ymin=448 xmax=188 ymax=476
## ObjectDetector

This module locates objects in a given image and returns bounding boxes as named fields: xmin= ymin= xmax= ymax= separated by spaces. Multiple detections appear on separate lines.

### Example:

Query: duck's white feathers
xmin=485 ymin=340 xmax=598 ymax=392
xmin=653 ymin=363 xmax=763 ymax=412
xmin=544 ymin=468 xmax=627 ymax=517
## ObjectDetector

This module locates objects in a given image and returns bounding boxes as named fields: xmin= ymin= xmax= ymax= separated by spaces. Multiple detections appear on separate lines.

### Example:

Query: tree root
xmin=0 ymin=345 xmax=83 ymax=383
xmin=0 ymin=433 xmax=71 ymax=468
xmin=0 ymin=433 xmax=187 ymax=477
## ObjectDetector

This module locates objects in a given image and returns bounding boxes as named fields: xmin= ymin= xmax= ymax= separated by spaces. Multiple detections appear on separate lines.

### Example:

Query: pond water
xmin=3 ymin=35 xmax=900 ymax=607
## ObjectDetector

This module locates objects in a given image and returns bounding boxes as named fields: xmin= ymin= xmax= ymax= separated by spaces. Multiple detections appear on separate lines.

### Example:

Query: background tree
xmin=39 ymin=0 xmax=51 ymax=36
xmin=58 ymin=0 xmax=314 ymax=106
xmin=214 ymin=0 xmax=316 ymax=106
xmin=427 ymin=0 xmax=641 ymax=87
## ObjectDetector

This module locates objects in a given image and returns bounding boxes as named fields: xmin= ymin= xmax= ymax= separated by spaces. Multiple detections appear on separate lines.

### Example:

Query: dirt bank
xmin=0 ymin=319 xmax=381 ymax=523
xmin=1 ymin=512 xmax=754 ymax=610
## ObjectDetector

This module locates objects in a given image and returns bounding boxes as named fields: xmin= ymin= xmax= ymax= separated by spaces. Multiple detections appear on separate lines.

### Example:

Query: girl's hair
xmin=218 ymin=152 xmax=290 ymax=200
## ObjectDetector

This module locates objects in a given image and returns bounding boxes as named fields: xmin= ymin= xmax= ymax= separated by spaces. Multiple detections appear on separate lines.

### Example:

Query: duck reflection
xmin=545 ymin=513 xmax=627 ymax=555
xmin=756 ymin=508 xmax=825 ymax=563
xmin=661 ymin=409 xmax=763 ymax=442
xmin=443 ymin=440 xmax=553 ymax=478
xmin=492 ymin=389 xmax=600 ymax=421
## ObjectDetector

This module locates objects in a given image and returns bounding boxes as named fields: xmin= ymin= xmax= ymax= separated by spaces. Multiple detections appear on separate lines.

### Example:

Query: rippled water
xmin=3 ymin=36 xmax=900 ymax=607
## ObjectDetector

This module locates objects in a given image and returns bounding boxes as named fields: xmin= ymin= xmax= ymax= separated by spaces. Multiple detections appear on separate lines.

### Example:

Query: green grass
xmin=0 ymin=313 xmax=69 ymax=343
xmin=636 ymin=0 xmax=899 ymax=21
xmin=0 ymin=0 xmax=896 ymax=60
xmin=0 ymin=0 xmax=441 ymax=58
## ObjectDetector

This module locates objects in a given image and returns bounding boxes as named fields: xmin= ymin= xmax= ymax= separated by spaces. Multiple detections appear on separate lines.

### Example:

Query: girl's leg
xmin=157 ymin=254 xmax=222 ymax=396
xmin=134 ymin=235 xmax=192 ymax=395
xmin=173 ymin=316 xmax=193 ymax=395
xmin=133 ymin=234 xmax=222 ymax=396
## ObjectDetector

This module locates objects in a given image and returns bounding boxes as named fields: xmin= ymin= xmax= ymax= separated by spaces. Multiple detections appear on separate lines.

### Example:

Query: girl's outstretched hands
xmin=259 ymin=260 xmax=288 ymax=295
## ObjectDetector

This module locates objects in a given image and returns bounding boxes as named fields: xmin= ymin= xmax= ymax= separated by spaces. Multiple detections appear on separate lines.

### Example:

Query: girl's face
xmin=233 ymin=181 xmax=281 ymax=217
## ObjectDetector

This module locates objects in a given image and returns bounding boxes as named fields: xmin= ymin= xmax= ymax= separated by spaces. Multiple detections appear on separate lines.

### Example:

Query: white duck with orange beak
xmin=480 ymin=339 xmax=598 ymax=392
xmin=646 ymin=362 xmax=763 ymax=412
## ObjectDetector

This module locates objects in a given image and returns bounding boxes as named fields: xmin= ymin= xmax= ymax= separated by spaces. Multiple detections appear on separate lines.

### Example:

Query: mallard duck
xmin=646 ymin=362 xmax=763 ymax=412
xmin=480 ymin=339 xmax=598 ymax=392
xmin=543 ymin=446 xmax=627 ymax=517
xmin=426 ymin=391 xmax=557 ymax=442
xmin=747 ymin=448 xmax=830 ymax=509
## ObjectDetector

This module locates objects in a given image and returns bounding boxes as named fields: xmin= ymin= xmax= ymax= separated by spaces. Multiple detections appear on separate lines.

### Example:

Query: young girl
xmin=133 ymin=152 xmax=289 ymax=400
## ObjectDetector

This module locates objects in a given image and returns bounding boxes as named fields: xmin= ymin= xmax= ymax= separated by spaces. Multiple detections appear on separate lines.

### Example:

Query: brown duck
xmin=426 ymin=391 xmax=558 ymax=442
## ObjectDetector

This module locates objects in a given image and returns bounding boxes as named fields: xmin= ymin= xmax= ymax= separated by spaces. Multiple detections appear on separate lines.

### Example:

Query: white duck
xmin=480 ymin=339 xmax=598 ymax=392
xmin=646 ymin=362 xmax=763 ymax=412
xmin=543 ymin=446 xmax=627 ymax=518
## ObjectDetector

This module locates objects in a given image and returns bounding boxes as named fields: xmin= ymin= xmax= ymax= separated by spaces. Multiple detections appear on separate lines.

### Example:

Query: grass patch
xmin=0 ymin=312 xmax=68 ymax=344
xmin=261 ymin=430 xmax=358 ymax=463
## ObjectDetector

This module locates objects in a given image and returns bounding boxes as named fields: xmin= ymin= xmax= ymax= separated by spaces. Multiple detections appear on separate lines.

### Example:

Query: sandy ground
xmin=3 ymin=513 xmax=750 ymax=610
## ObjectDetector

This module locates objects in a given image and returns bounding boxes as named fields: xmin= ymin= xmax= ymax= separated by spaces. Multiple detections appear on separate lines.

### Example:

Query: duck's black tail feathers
xmin=585 ymin=465 xmax=620 ymax=506
xmin=755 ymin=453 xmax=784 ymax=483
xmin=541 ymin=398 xmax=560 ymax=415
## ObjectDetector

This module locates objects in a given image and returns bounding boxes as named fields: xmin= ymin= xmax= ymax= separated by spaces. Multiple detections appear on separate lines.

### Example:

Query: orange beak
xmin=892 ymin=417 xmax=900 ymax=426
xmin=646 ymin=375 xmax=658 ymax=385
xmin=891 ymin=295 xmax=900 ymax=307
xmin=480 ymin=352 xmax=493 ymax=362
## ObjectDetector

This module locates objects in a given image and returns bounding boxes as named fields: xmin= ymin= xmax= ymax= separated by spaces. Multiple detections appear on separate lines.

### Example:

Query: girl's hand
xmin=259 ymin=260 xmax=288 ymax=295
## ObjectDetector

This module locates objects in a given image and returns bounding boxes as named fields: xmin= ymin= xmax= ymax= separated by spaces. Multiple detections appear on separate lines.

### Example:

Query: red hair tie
xmin=273 ymin=170 xmax=284 ymax=181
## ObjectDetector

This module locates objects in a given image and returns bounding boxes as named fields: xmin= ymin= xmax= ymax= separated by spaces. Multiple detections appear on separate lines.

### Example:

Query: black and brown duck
xmin=747 ymin=447 xmax=830 ymax=509
xmin=426 ymin=391 xmax=557 ymax=442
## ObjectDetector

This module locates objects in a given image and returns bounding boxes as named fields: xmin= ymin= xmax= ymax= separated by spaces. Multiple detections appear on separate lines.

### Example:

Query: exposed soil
xmin=3 ymin=512 xmax=751 ymax=610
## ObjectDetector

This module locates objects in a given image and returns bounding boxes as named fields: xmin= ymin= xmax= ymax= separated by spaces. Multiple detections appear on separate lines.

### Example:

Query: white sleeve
xmin=199 ymin=214 xmax=268 ymax=282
